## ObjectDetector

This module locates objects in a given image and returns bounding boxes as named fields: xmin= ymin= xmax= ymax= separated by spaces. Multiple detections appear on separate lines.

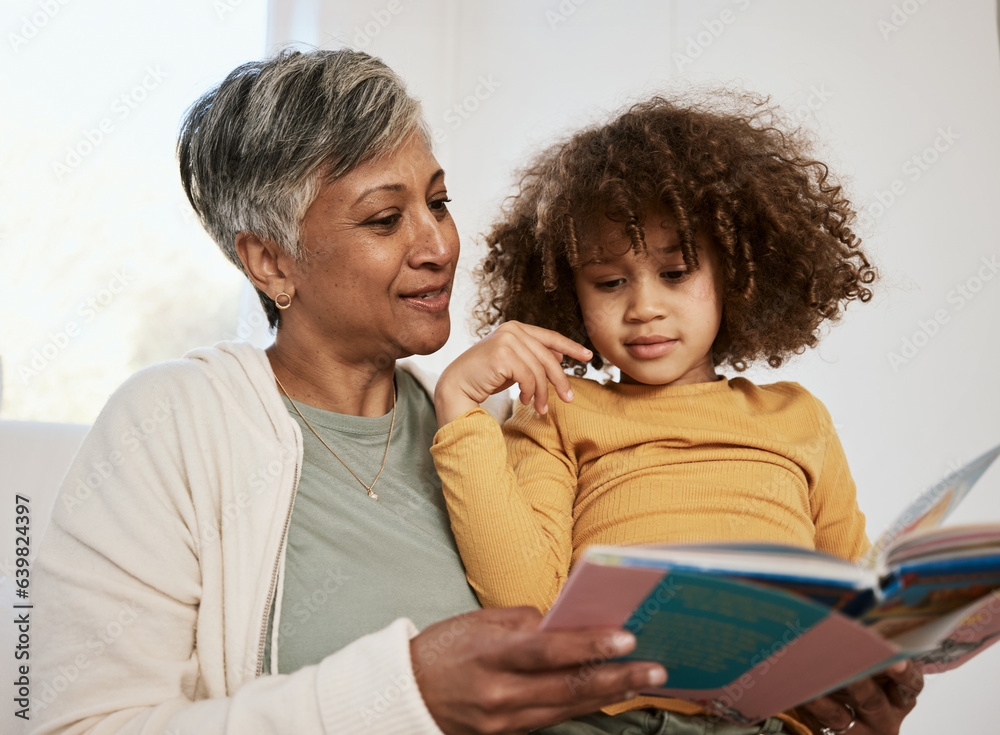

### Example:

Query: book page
xmin=878 ymin=590 xmax=1000 ymax=674
xmin=864 ymin=444 xmax=1000 ymax=569
xmin=863 ymin=556 xmax=1000 ymax=637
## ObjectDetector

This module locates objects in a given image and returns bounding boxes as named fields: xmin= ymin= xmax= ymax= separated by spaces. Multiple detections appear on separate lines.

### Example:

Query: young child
xmin=431 ymin=94 xmax=892 ymax=735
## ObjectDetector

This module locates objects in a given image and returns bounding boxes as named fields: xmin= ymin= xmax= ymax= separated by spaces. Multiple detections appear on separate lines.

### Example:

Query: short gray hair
xmin=178 ymin=48 xmax=428 ymax=328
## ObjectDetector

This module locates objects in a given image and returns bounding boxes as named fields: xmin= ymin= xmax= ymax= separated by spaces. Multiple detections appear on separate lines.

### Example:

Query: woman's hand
xmin=793 ymin=660 xmax=923 ymax=735
xmin=434 ymin=321 xmax=592 ymax=427
xmin=411 ymin=606 xmax=667 ymax=735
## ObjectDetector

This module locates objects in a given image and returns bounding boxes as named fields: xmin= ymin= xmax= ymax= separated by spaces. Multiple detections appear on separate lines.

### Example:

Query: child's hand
xmin=434 ymin=321 xmax=592 ymax=427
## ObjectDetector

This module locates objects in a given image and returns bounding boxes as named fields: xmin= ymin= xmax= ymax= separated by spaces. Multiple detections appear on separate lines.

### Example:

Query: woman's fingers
xmin=798 ymin=694 xmax=857 ymax=733
xmin=795 ymin=662 xmax=924 ymax=735
xmin=412 ymin=607 xmax=666 ymax=735
xmin=491 ymin=625 xmax=637 ymax=672
xmin=842 ymin=662 xmax=923 ymax=732
xmin=493 ymin=660 xmax=664 ymax=733
xmin=841 ymin=675 xmax=893 ymax=728
xmin=880 ymin=660 xmax=924 ymax=710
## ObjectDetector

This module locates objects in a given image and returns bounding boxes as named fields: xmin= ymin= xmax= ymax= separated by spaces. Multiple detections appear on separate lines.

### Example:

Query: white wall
xmin=267 ymin=1 xmax=1000 ymax=731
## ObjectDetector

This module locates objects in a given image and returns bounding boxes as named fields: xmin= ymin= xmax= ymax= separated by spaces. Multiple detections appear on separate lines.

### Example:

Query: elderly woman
xmin=31 ymin=49 xmax=665 ymax=735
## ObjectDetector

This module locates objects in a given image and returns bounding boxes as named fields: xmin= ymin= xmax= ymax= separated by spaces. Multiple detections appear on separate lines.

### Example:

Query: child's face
xmin=573 ymin=205 xmax=723 ymax=386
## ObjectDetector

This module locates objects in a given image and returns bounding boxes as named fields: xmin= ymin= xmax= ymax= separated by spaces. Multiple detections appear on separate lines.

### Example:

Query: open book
xmin=540 ymin=443 xmax=1000 ymax=725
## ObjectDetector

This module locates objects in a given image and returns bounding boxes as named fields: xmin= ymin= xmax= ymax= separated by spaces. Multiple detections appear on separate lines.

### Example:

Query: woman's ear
xmin=235 ymin=233 xmax=294 ymax=301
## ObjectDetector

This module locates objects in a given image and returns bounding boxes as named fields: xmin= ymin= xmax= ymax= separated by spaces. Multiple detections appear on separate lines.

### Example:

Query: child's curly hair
xmin=474 ymin=92 xmax=876 ymax=374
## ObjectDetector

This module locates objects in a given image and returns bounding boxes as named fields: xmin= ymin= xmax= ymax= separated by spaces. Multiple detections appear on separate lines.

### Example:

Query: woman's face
xmin=285 ymin=132 xmax=459 ymax=366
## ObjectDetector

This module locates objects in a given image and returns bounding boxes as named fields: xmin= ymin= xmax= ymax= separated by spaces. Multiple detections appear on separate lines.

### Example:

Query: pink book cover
xmin=647 ymin=614 xmax=900 ymax=724
xmin=542 ymin=557 xmax=902 ymax=723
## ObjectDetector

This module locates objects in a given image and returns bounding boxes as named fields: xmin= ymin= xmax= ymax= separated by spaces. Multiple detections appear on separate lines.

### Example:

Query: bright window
xmin=1 ymin=0 xmax=268 ymax=422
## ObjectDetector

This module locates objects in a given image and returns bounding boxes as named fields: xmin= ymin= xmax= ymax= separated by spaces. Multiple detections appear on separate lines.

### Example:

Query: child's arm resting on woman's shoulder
xmin=432 ymin=322 xmax=591 ymax=612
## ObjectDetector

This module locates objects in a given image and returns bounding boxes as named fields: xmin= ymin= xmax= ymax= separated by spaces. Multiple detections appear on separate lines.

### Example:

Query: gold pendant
xmin=274 ymin=373 xmax=394 ymax=503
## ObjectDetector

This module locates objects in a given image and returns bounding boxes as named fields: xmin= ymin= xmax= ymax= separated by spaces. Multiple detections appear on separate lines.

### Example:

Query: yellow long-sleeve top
xmin=431 ymin=375 xmax=869 ymax=733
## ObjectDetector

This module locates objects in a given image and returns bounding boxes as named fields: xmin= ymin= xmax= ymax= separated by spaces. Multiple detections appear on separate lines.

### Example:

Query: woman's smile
xmin=400 ymin=283 xmax=452 ymax=313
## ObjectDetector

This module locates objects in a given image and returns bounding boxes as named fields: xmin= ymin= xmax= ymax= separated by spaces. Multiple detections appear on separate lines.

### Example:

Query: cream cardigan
xmin=30 ymin=341 xmax=471 ymax=735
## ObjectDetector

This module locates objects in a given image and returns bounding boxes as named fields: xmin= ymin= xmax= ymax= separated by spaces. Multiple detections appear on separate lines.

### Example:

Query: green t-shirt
xmin=263 ymin=367 xmax=481 ymax=674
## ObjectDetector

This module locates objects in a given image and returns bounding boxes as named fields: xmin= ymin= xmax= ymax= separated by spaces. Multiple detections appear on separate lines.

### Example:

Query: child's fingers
xmin=486 ymin=321 xmax=590 ymax=412
xmin=487 ymin=324 xmax=550 ymax=412
xmin=500 ymin=328 xmax=567 ymax=413
xmin=522 ymin=353 xmax=551 ymax=415
xmin=491 ymin=321 xmax=592 ymax=367
xmin=508 ymin=351 xmax=548 ymax=413
xmin=517 ymin=332 xmax=578 ymax=407
xmin=519 ymin=323 xmax=593 ymax=364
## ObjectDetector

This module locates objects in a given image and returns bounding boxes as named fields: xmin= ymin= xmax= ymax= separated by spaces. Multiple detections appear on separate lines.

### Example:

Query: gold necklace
xmin=273 ymin=374 xmax=396 ymax=501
